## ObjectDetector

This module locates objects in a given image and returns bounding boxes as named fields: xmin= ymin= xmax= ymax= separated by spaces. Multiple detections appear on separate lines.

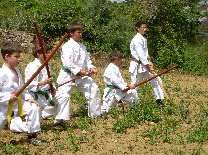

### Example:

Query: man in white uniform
xmin=101 ymin=51 xmax=138 ymax=113
xmin=0 ymin=42 xmax=46 ymax=146
xmin=57 ymin=22 xmax=101 ymax=118
xmin=129 ymin=20 xmax=166 ymax=108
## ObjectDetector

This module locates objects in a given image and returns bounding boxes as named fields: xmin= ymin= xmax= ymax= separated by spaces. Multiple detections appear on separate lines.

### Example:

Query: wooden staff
xmin=150 ymin=65 xmax=169 ymax=100
xmin=153 ymin=71 xmax=169 ymax=100
xmin=134 ymin=65 xmax=178 ymax=88
xmin=56 ymin=71 xmax=91 ymax=88
xmin=15 ymin=33 xmax=68 ymax=97
xmin=33 ymin=21 xmax=54 ymax=95
xmin=118 ymin=65 xmax=176 ymax=109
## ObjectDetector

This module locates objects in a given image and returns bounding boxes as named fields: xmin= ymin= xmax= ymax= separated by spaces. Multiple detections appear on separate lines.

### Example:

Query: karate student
xmin=10 ymin=42 xmax=70 ymax=128
xmin=0 ymin=42 xmax=47 ymax=146
xmin=101 ymin=51 xmax=138 ymax=113
xmin=56 ymin=22 xmax=101 ymax=118
xmin=129 ymin=20 xmax=166 ymax=108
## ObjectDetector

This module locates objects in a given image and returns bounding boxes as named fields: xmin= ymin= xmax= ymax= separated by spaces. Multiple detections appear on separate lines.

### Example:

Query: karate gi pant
xmin=57 ymin=77 xmax=101 ymax=118
xmin=101 ymin=89 xmax=138 ymax=113
xmin=130 ymin=71 xmax=164 ymax=100
xmin=0 ymin=103 xmax=41 ymax=133
xmin=41 ymin=91 xmax=70 ymax=122
xmin=10 ymin=91 xmax=70 ymax=132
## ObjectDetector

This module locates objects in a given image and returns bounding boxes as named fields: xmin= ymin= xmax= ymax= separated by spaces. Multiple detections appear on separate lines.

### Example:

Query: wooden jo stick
xmin=56 ymin=70 xmax=91 ymax=88
xmin=33 ymin=21 xmax=55 ymax=94
xmin=134 ymin=65 xmax=178 ymax=88
xmin=56 ymin=74 xmax=88 ymax=88
xmin=153 ymin=72 xmax=169 ymax=100
xmin=15 ymin=33 xmax=68 ymax=97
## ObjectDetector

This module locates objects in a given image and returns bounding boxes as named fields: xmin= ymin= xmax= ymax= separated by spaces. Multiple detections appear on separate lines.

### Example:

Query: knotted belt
xmin=105 ymin=85 xmax=119 ymax=98
xmin=33 ymin=89 xmax=54 ymax=106
xmin=7 ymin=95 xmax=24 ymax=123
xmin=132 ymin=58 xmax=141 ymax=64
xmin=62 ymin=66 xmax=81 ymax=76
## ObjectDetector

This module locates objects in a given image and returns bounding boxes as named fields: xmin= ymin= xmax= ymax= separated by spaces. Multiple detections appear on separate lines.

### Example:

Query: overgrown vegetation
xmin=0 ymin=0 xmax=207 ymax=71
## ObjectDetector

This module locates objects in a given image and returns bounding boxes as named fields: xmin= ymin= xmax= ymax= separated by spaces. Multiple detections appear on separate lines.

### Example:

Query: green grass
xmin=181 ymin=38 xmax=208 ymax=76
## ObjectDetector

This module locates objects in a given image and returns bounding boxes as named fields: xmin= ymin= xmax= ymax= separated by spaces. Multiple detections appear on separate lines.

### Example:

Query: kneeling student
xmin=101 ymin=51 xmax=139 ymax=113
xmin=10 ymin=42 xmax=70 ymax=133
xmin=0 ymin=42 xmax=46 ymax=146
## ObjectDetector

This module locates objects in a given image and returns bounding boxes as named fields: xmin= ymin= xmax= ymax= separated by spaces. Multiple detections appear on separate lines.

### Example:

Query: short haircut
xmin=135 ymin=20 xmax=147 ymax=28
xmin=32 ymin=42 xmax=50 ymax=58
xmin=67 ymin=22 xmax=83 ymax=35
xmin=109 ymin=51 xmax=123 ymax=62
xmin=1 ymin=42 xmax=21 ymax=60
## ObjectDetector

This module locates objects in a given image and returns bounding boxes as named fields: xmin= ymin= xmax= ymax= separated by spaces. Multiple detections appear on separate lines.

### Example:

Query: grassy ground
xmin=0 ymin=51 xmax=208 ymax=154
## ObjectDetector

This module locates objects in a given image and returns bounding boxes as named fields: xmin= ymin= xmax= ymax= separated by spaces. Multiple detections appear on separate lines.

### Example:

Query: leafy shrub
xmin=0 ymin=0 xmax=205 ymax=73
xmin=181 ymin=38 xmax=208 ymax=75
xmin=146 ymin=0 xmax=202 ymax=69
xmin=32 ymin=0 xmax=82 ymax=39
xmin=0 ymin=0 xmax=36 ymax=31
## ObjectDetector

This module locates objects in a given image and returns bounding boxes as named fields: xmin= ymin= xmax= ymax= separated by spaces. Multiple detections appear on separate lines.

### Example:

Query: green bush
xmin=181 ymin=38 xmax=208 ymax=75
xmin=0 ymin=0 xmax=36 ymax=31
xmin=145 ymin=0 xmax=201 ymax=69
xmin=0 ymin=0 xmax=205 ymax=73
xmin=32 ymin=0 xmax=82 ymax=39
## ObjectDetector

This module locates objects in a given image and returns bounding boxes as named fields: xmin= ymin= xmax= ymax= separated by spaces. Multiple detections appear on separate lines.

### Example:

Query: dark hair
xmin=109 ymin=51 xmax=123 ymax=62
xmin=32 ymin=42 xmax=50 ymax=58
xmin=67 ymin=22 xmax=83 ymax=36
xmin=135 ymin=20 xmax=147 ymax=28
xmin=1 ymin=42 xmax=21 ymax=60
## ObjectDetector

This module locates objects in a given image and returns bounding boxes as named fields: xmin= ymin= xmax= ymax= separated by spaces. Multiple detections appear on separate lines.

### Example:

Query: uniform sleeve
xmin=111 ymin=73 xmax=127 ymax=91
xmin=105 ymin=67 xmax=127 ymax=91
xmin=25 ymin=62 xmax=52 ymax=92
xmin=147 ymin=54 xmax=151 ymax=59
xmin=25 ymin=63 xmax=39 ymax=92
xmin=85 ymin=51 xmax=95 ymax=70
xmin=0 ymin=71 xmax=11 ymax=105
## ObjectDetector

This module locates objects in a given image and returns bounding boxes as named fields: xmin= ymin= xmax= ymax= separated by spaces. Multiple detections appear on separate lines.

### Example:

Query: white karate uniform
xmin=129 ymin=33 xmax=164 ymax=100
xmin=57 ymin=38 xmax=101 ymax=118
xmin=10 ymin=58 xmax=70 ymax=132
xmin=25 ymin=58 xmax=70 ymax=121
xmin=0 ymin=64 xmax=41 ymax=133
xmin=101 ymin=63 xmax=138 ymax=113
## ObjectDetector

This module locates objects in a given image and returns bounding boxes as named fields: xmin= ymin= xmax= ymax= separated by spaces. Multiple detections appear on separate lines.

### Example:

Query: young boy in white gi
xmin=11 ymin=42 xmax=70 ymax=128
xmin=0 ymin=42 xmax=47 ymax=146
xmin=101 ymin=51 xmax=138 ymax=113
xmin=129 ymin=20 xmax=166 ymax=108
xmin=56 ymin=22 xmax=101 ymax=118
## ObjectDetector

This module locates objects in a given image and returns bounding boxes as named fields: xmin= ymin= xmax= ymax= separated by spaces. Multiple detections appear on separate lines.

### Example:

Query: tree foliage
xmin=0 ymin=0 xmax=204 ymax=69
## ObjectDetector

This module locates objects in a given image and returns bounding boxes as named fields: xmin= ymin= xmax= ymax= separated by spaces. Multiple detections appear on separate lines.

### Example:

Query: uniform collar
xmin=34 ymin=58 xmax=42 ymax=66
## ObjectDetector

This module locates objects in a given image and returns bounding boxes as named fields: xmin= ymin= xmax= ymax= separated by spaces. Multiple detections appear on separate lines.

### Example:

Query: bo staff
xmin=56 ymin=71 xmax=90 ymax=88
xmin=134 ymin=65 xmax=178 ymax=88
xmin=153 ymin=72 xmax=169 ymax=100
xmin=33 ymin=21 xmax=54 ymax=94
xmin=14 ymin=33 xmax=68 ymax=97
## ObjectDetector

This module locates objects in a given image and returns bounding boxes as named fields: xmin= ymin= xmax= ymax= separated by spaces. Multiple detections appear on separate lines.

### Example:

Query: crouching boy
xmin=101 ymin=51 xmax=139 ymax=113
